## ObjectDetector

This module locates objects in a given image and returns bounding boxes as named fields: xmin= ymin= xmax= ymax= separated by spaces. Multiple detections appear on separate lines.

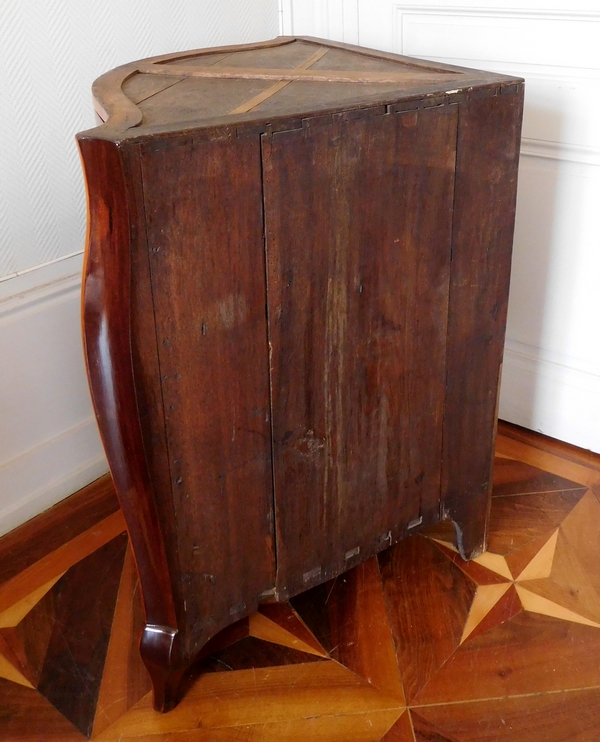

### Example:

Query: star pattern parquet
xmin=1 ymin=422 xmax=600 ymax=741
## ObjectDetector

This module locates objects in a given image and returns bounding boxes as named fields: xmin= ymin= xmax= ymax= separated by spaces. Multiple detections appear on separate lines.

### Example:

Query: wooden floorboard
xmin=0 ymin=475 xmax=118 ymax=588
xmin=1 ymin=424 xmax=600 ymax=740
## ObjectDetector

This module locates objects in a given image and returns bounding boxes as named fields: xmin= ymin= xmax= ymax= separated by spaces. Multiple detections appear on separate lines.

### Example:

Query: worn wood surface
xmin=77 ymin=36 xmax=523 ymax=713
xmin=81 ymin=36 xmax=519 ymax=141
xmin=2 ymin=427 xmax=600 ymax=739
xmin=441 ymin=86 xmax=524 ymax=559
xmin=264 ymin=104 xmax=457 ymax=599
xmin=140 ymin=134 xmax=275 ymax=663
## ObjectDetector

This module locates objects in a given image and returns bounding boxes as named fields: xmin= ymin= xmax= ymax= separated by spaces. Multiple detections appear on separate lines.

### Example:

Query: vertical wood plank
xmin=263 ymin=106 xmax=457 ymax=599
xmin=442 ymin=88 xmax=524 ymax=559
xmin=140 ymin=134 xmax=275 ymax=662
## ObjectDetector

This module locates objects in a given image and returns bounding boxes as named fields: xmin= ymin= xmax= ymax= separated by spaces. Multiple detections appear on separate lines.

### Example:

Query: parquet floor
xmin=2 ymin=422 xmax=600 ymax=741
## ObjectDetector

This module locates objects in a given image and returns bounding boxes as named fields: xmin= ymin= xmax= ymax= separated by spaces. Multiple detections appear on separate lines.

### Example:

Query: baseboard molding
xmin=0 ymin=418 xmax=108 ymax=538
xmin=500 ymin=339 xmax=600 ymax=455
xmin=0 ymin=267 xmax=107 ymax=537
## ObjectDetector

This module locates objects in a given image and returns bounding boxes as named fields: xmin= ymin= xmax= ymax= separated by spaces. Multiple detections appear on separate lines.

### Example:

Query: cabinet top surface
xmin=81 ymin=36 xmax=522 ymax=143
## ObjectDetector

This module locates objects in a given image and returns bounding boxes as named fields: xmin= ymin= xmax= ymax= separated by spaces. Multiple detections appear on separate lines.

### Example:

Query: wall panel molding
xmin=0 ymin=268 xmax=107 ymax=537
xmin=520 ymin=139 xmax=600 ymax=167
xmin=283 ymin=0 xmax=359 ymax=43
xmin=501 ymin=339 xmax=600 ymax=453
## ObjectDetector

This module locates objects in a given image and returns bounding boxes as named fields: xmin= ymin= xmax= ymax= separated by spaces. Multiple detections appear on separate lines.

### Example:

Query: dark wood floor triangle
xmin=36 ymin=534 xmax=127 ymax=737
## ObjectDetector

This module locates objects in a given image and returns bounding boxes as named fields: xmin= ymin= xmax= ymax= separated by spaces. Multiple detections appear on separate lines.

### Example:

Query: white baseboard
xmin=0 ymin=420 xmax=108 ymax=537
xmin=500 ymin=338 xmax=600 ymax=454
xmin=0 ymin=263 xmax=107 ymax=537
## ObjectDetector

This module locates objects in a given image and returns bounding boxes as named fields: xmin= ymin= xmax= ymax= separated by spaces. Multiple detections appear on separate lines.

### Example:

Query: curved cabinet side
xmin=77 ymin=137 xmax=182 ymax=703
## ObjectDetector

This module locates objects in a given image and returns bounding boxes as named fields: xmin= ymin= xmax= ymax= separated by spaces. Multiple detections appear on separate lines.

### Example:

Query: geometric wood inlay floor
xmin=1 ymin=421 xmax=600 ymax=741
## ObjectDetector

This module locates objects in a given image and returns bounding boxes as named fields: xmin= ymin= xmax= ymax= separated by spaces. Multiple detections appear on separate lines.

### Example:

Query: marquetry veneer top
xmin=84 ymin=36 xmax=522 ymax=142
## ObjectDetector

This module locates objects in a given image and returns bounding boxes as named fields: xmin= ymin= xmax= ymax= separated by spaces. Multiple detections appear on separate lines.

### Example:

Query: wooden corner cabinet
xmin=77 ymin=36 xmax=523 ymax=712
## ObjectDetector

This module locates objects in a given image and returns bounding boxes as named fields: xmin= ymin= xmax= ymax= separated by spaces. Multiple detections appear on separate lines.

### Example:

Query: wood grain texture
xmin=140 ymin=133 xmax=275 ymax=663
xmin=82 ymin=36 xmax=519 ymax=141
xmin=0 ymin=510 xmax=125 ymax=616
xmin=441 ymin=87 xmax=524 ymax=560
xmin=257 ymin=602 xmax=328 ymax=656
xmin=380 ymin=711 xmax=417 ymax=742
xmin=378 ymin=535 xmax=476 ymax=704
xmin=413 ymin=612 xmax=600 ymax=705
xmin=2 ymin=429 xmax=600 ymax=739
xmin=0 ymin=581 xmax=58 ymax=687
xmin=264 ymin=105 xmax=458 ymax=600
xmin=0 ymin=677 xmax=86 ymax=740
xmin=77 ymin=37 xmax=524 ymax=715
xmin=109 ymin=709 xmax=403 ymax=742
xmin=413 ymin=688 xmax=600 ymax=742
xmin=92 ymin=544 xmax=151 ymax=737
xmin=94 ymin=662 xmax=404 ymax=740
xmin=37 ymin=534 xmax=127 ymax=737
xmin=496 ymin=427 xmax=600 ymax=489
xmin=78 ymin=136 xmax=178 ymax=636
xmin=248 ymin=610 xmax=327 ymax=657
xmin=290 ymin=558 xmax=405 ymax=700
xmin=492 ymin=457 xmax=587 ymax=498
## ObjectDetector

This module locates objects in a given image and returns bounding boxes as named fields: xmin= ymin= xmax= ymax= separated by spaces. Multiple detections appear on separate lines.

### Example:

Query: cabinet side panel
xmin=264 ymin=106 xmax=457 ymax=600
xmin=123 ymin=145 xmax=185 ymax=623
xmin=442 ymin=88 xmax=524 ymax=558
xmin=140 ymin=135 xmax=275 ymax=660
xmin=78 ymin=138 xmax=177 ymax=630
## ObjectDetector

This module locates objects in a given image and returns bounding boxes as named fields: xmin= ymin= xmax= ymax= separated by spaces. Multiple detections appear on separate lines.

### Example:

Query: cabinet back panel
xmin=140 ymin=136 xmax=275 ymax=656
xmin=263 ymin=105 xmax=458 ymax=599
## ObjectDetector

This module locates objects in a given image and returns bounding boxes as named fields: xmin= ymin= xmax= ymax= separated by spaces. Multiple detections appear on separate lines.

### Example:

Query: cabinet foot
xmin=445 ymin=489 xmax=491 ymax=561
xmin=140 ymin=624 xmax=186 ymax=713
xmin=451 ymin=517 xmax=487 ymax=561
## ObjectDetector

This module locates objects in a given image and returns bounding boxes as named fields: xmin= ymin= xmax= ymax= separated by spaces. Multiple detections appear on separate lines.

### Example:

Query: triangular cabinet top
xmin=81 ymin=36 xmax=522 ymax=142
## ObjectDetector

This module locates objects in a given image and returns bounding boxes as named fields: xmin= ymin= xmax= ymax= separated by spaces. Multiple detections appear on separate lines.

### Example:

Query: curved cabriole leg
xmin=140 ymin=625 xmax=186 ymax=713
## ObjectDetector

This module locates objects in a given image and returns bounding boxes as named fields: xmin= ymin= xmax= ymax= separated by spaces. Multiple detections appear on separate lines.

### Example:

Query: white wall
xmin=0 ymin=0 xmax=279 ymax=536
xmin=285 ymin=0 xmax=600 ymax=454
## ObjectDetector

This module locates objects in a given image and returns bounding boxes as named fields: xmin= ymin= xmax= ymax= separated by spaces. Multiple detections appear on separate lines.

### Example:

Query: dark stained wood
xmin=290 ymin=558 xmax=405 ymax=701
xmin=0 ymin=677 xmax=86 ymax=741
xmin=264 ymin=105 xmax=457 ymax=600
xmin=203 ymin=635 xmax=325 ymax=672
xmin=378 ymin=535 xmax=477 ymax=703
xmin=0 ymin=474 xmax=118 ymax=588
xmin=37 ymin=534 xmax=127 ymax=737
xmin=441 ymin=88 xmax=524 ymax=560
xmin=77 ymin=137 xmax=178 ymax=632
xmin=140 ymin=133 xmax=275 ymax=665
xmin=5 ymin=429 xmax=600 ymax=738
xmin=91 ymin=543 xmax=152 ymax=737
xmin=77 ymin=36 xmax=523 ymax=713
xmin=431 ymin=540 xmax=509 ymax=586
xmin=487 ymin=489 xmax=586 ymax=555
xmin=492 ymin=456 xmax=587 ymax=497
xmin=0 ymin=583 xmax=57 ymax=687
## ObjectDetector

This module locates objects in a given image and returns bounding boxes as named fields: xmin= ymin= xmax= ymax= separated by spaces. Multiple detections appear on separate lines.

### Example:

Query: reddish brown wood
xmin=263 ymin=105 xmax=457 ymax=599
xmin=138 ymin=132 xmax=275 ymax=669
xmin=441 ymin=88 xmax=524 ymax=559
xmin=77 ymin=138 xmax=181 ymax=706
xmin=77 ymin=36 xmax=523 ymax=712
